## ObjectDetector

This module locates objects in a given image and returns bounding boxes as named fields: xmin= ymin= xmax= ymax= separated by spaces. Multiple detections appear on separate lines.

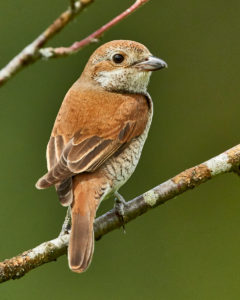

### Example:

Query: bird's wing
xmin=36 ymin=120 xmax=140 ymax=189
xmin=36 ymin=92 xmax=150 ymax=190
xmin=63 ymin=122 xmax=136 ymax=173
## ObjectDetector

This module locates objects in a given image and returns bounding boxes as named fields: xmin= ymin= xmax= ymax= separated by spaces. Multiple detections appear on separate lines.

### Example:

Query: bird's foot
xmin=114 ymin=192 xmax=128 ymax=234
xmin=59 ymin=206 xmax=71 ymax=236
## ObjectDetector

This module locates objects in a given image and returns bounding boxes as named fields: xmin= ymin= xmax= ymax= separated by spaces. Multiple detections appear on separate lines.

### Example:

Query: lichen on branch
xmin=0 ymin=143 xmax=239 ymax=284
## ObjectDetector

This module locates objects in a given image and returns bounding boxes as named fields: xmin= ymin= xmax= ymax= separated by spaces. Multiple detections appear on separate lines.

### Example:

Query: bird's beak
xmin=134 ymin=56 xmax=168 ymax=71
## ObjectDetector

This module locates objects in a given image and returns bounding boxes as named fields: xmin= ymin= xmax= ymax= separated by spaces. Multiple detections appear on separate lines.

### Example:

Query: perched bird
xmin=36 ymin=40 xmax=167 ymax=273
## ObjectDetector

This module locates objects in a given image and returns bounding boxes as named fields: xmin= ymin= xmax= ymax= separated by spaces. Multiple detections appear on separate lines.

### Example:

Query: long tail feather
xmin=68 ymin=213 xmax=94 ymax=272
xmin=68 ymin=175 xmax=98 ymax=273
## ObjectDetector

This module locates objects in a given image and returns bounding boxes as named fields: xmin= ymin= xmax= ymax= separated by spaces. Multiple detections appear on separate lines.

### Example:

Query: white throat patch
xmin=95 ymin=68 xmax=151 ymax=94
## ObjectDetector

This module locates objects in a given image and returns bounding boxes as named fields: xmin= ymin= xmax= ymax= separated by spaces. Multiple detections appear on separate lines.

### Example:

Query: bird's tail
xmin=68 ymin=175 xmax=99 ymax=273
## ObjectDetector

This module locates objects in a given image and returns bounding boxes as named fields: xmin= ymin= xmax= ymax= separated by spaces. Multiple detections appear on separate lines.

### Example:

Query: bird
xmin=36 ymin=40 xmax=167 ymax=273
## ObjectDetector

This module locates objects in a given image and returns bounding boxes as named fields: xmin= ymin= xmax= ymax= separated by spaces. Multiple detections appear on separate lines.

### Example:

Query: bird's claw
xmin=114 ymin=192 xmax=127 ymax=234
xmin=59 ymin=207 xmax=72 ymax=236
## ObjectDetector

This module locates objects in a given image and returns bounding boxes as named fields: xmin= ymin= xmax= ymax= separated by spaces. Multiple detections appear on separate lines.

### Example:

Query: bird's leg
xmin=59 ymin=206 xmax=72 ymax=236
xmin=114 ymin=191 xmax=128 ymax=234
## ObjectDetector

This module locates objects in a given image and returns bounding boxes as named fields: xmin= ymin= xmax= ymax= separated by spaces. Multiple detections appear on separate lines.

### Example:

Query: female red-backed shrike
xmin=36 ymin=40 xmax=167 ymax=273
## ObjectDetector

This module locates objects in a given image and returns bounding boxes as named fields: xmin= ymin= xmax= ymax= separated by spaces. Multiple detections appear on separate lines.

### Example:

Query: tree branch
xmin=0 ymin=0 xmax=149 ymax=87
xmin=1 ymin=144 xmax=239 ymax=284
xmin=40 ymin=0 xmax=149 ymax=58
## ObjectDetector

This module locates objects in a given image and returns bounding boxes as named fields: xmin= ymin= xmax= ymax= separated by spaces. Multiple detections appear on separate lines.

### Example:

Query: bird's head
xmin=81 ymin=40 xmax=167 ymax=94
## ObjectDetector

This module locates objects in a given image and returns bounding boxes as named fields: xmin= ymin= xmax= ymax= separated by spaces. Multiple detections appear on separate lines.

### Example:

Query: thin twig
xmin=0 ymin=144 xmax=239 ymax=284
xmin=0 ymin=0 xmax=93 ymax=87
xmin=0 ymin=0 xmax=149 ymax=87
xmin=40 ymin=0 xmax=150 ymax=57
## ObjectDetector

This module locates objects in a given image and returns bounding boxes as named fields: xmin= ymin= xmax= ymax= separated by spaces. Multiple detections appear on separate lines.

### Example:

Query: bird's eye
xmin=112 ymin=54 xmax=124 ymax=64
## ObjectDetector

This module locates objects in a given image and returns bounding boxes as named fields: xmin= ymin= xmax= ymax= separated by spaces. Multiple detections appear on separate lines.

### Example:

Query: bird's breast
xmin=100 ymin=99 xmax=153 ymax=200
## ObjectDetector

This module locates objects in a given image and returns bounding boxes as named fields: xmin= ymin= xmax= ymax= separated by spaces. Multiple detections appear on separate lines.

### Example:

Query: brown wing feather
xmin=55 ymin=178 xmax=73 ymax=206
xmin=36 ymin=88 xmax=150 ymax=190
xmin=46 ymin=136 xmax=73 ymax=205
xmin=36 ymin=121 xmax=136 ymax=189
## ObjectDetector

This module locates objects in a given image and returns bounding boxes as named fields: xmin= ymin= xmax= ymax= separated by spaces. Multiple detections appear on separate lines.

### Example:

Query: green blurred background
xmin=1 ymin=0 xmax=240 ymax=299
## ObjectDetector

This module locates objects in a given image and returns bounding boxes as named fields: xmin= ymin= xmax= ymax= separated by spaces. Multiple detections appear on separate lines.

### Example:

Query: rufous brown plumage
xmin=36 ymin=40 xmax=167 ymax=273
